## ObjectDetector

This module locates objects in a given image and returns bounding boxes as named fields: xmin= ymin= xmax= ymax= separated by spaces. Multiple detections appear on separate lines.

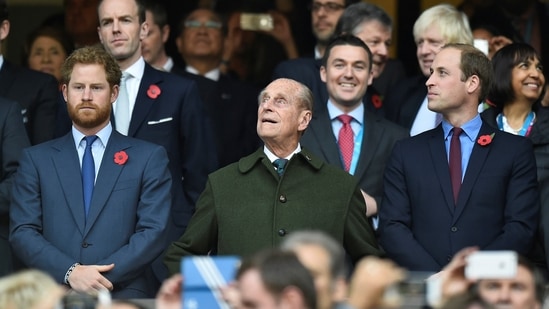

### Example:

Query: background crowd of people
xmin=0 ymin=0 xmax=548 ymax=308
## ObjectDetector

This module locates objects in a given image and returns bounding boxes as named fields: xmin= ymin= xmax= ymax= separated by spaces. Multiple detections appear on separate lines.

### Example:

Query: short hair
xmin=322 ymin=34 xmax=373 ymax=72
xmin=98 ymin=0 xmax=146 ymax=24
xmin=143 ymin=0 xmax=168 ymax=28
xmin=237 ymin=249 xmax=317 ymax=309
xmin=487 ymin=43 xmax=545 ymax=108
xmin=261 ymin=78 xmax=314 ymax=112
xmin=441 ymin=291 xmax=495 ymax=309
xmin=334 ymin=2 xmax=392 ymax=39
xmin=281 ymin=230 xmax=347 ymax=280
xmin=442 ymin=43 xmax=492 ymax=103
xmin=0 ymin=269 xmax=61 ymax=309
xmin=0 ymin=0 xmax=7 ymax=22
xmin=61 ymin=46 xmax=122 ymax=87
xmin=24 ymin=26 xmax=75 ymax=63
xmin=413 ymin=4 xmax=472 ymax=45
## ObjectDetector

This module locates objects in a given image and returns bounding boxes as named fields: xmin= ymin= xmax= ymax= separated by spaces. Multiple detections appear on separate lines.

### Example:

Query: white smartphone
xmin=465 ymin=251 xmax=518 ymax=279
xmin=240 ymin=13 xmax=273 ymax=31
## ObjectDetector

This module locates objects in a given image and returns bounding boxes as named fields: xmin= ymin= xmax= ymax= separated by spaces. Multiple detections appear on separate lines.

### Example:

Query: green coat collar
xmin=238 ymin=147 xmax=324 ymax=174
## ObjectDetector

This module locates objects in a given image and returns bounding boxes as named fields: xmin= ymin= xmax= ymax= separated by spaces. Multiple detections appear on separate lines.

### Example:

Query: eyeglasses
xmin=184 ymin=20 xmax=222 ymax=29
xmin=309 ymin=2 xmax=345 ymax=13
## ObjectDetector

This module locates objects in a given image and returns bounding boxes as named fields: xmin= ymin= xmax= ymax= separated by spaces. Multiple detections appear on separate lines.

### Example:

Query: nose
xmin=496 ymin=285 xmax=512 ymax=303
xmin=425 ymin=74 xmax=434 ymax=87
xmin=42 ymin=52 xmax=52 ymax=63
xmin=378 ymin=43 xmax=389 ymax=57
xmin=82 ymin=87 xmax=93 ymax=101
xmin=112 ymin=20 xmax=120 ymax=32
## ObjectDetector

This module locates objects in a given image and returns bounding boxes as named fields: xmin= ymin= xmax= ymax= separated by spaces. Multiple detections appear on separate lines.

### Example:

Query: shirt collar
xmin=72 ymin=122 xmax=113 ymax=149
xmin=124 ymin=57 xmax=146 ymax=80
xmin=186 ymin=66 xmax=220 ymax=81
xmin=264 ymin=144 xmax=301 ymax=162
xmin=0 ymin=55 xmax=4 ymax=70
xmin=442 ymin=114 xmax=482 ymax=142
xmin=327 ymin=100 xmax=364 ymax=124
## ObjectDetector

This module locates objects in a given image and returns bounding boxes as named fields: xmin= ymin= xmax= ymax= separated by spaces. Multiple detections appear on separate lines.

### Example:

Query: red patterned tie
xmin=449 ymin=127 xmax=463 ymax=204
xmin=338 ymin=115 xmax=354 ymax=172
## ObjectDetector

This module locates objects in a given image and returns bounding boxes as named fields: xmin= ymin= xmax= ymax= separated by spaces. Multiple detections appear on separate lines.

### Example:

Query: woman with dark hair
xmin=24 ymin=26 xmax=74 ymax=136
xmin=481 ymin=42 xmax=549 ymax=274
xmin=24 ymin=26 xmax=74 ymax=84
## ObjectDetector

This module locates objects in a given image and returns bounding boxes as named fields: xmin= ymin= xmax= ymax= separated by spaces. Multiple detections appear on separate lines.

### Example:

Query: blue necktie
xmin=273 ymin=158 xmax=288 ymax=177
xmin=82 ymin=135 xmax=98 ymax=217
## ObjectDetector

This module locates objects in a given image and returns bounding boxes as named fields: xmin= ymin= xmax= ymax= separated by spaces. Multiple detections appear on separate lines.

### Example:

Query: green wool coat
xmin=164 ymin=147 xmax=381 ymax=274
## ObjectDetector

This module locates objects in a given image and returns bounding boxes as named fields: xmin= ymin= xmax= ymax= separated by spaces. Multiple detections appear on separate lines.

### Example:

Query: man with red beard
xmin=9 ymin=46 xmax=172 ymax=298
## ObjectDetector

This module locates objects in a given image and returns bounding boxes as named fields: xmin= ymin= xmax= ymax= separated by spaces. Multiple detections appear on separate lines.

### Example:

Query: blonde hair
xmin=0 ymin=269 xmax=62 ymax=309
xmin=413 ymin=4 xmax=473 ymax=45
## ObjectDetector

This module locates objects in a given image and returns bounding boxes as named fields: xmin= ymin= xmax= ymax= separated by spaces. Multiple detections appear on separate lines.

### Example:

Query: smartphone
xmin=240 ymin=13 xmax=273 ymax=31
xmin=382 ymin=271 xmax=431 ymax=308
xmin=182 ymin=256 xmax=240 ymax=309
xmin=465 ymin=251 xmax=518 ymax=279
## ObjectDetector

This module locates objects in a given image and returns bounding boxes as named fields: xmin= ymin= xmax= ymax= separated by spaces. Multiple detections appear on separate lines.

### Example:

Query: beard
xmin=68 ymin=102 xmax=111 ymax=129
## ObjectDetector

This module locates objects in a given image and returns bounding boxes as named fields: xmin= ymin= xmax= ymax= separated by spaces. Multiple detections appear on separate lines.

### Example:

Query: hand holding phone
xmin=465 ymin=251 xmax=518 ymax=280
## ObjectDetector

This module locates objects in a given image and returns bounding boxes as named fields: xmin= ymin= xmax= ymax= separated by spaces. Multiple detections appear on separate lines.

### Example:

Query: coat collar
xmin=238 ymin=147 xmax=323 ymax=175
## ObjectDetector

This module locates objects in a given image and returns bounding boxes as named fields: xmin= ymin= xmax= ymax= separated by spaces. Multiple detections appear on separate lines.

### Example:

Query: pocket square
xmin=147 ymin=117 xmax=173 ymax=125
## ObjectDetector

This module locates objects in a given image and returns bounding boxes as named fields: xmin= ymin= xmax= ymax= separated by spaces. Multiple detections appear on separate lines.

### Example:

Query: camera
xmin=240 ymin=13 xmax=274 ymax=31
xmin=465 ymin=250 xmax=518 ymax=279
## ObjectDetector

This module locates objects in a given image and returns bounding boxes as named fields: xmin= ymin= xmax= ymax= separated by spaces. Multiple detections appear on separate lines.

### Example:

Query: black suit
xmin=172 ymin=70 xmax=260 ymax=167
xmin=273 ymin=57 xmax=385 ymax=116
xmin=0 ymin=61 xmax=59 ymax=145
xmin=300 ymin=107 xmax=408 ymax=208
xmin=0 ymin=98 xmax=30 ymax=276
xmin=384 ymin=74 xmax=428 ymax=130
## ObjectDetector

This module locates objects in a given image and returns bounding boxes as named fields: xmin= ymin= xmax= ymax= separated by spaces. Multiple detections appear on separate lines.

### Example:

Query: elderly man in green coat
xmin=164 ymin=78 xmax=381 ymax=274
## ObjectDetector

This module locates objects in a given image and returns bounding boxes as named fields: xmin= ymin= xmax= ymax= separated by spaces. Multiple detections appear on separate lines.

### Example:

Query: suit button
xmin=278 ymin=229 xmax=287 ymax=236
xmin=451 ymin=227 xmax=458 ymax=232
xmin=82 ymin=242 xmax=89 ymax=248
xmin=447 ymin=255 xmax=452 ymax=262
xmin=279 ymin=195 xmax=287 ymax=203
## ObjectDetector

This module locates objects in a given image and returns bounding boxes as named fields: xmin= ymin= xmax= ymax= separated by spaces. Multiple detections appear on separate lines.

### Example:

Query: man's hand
xmin=68 ymin=264 xmax=114 ymax=293
xmin=156 ymin=274 xmax=183 ymax=309
xmin=437 ymin=247 xmax=478 ymax=305
xmin=361 ymin=190 xmax=378 ymax=217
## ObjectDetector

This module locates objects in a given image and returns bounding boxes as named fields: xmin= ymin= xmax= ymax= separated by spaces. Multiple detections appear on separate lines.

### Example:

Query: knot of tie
xmin=273 ymin=158 xmax=288 ymax=177
xmin=338 ymin=114 xmax=353 ymax=125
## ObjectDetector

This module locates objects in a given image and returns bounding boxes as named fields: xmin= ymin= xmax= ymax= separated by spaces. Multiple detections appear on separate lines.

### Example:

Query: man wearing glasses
xmin=310 ymin=0 xmax=353 ymax=59
xmin=173 ymin=8 xmax=261 ymax=167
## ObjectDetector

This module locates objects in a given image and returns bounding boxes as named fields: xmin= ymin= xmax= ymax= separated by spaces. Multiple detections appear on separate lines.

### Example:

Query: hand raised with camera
xmin=156 ymin=274 xmax=183 ymax=309
xmin=67 ymin=264 xmax=114 ymax=293
xmin=263 ymin=11 xmax=298 ymax=59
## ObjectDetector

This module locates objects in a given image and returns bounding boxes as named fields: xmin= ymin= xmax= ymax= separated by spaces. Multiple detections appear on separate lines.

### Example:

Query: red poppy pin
xmin=114 ymin=151 xmax=128 ymax=165
xmin=372 ymin=94 xmax=383 ymax=109
xmin=477 ymin=133 xmax=495 ymax=146
xmin=147 ymin=84 xmax=161 ymax=99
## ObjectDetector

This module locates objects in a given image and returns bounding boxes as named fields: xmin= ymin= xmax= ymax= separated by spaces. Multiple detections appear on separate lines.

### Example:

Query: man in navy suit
xmin=300 ymin=34 xmax=407 ymax=219
xmin=378 ymin=44 xmax=539 ymax=272
xmin=0 ymin=1 xmax=59 ymax=145
xmin=97 ymin=0 xmax=218 ymax=263
xmin=10 ymin=46 xmax=171 ymax=298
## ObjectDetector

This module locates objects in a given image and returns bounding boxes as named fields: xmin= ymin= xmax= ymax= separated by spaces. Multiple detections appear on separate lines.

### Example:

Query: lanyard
xmin=496 ymin=111 xmax=535 ymax=136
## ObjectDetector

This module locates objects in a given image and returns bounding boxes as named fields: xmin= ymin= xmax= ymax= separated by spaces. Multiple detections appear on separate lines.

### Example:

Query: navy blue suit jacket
xmin=114 ymin=64 xmax=218 ymax=239
xmin=0 ymin=61 xmax=59 ymax=145
xmin=273 ymin=57 xmax=384 ymax=116
xmin=10 ymin=131 xmax=172 ymax=297
xmin=379 ymin=122 xmax=539 ymax=271
xmin=384 ymin=74 xmax=428 ymax=130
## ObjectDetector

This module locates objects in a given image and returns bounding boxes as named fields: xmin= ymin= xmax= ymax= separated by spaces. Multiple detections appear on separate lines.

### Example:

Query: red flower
xmin=114 ymin=151 xmax=128 ymax=165
xmin=372 ymin=94 xmax=383 ymax=109
xmin=147 ymin=84 xmax=161 ymax=99
xmin=477 ymin=133 xmax=495 ymax=146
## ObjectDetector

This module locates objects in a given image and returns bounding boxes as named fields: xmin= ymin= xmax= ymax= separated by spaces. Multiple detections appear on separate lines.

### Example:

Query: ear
xmin=139 ymin=22 xmax=149 ymax=41
xmin=175 ymin=35 xmax=184 ymax=55
xmin=466 ymin=74 xmax=480 ymax=95
xmin=320 ymin=66 xmax=327 ymax=83
xmin=161 ymin=24 xmax=170 ymax=44
xmin=0 ymin=20 xmax=10 ymax=41
xmin=111 ymin=84 xmax=119 ymax=103
xmin=367 ymin=70 xmax=374 ymax=86
xmin=97 ymin=26 xmax=104 ymax=44
xmin=298 ymin=110 xmax=312 ymax=132
xmin=62 ymin=84 xmax=68 ymax=103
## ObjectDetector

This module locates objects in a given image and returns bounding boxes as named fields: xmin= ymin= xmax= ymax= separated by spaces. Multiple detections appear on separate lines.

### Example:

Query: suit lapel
xmin=52 ymin=134 xmax=87 ymax=235
xmin=128 ymin=64 xmax=162 ymax=137
xmin=84 ymin=132 xmax=129 ymax=235
xmin=428 ymin=126 xmax=456 ymax=213
xmin=308 ymin=107 xmax=343 ymax=168
xmin=453 ymin=123 xmax=494 ymax=221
